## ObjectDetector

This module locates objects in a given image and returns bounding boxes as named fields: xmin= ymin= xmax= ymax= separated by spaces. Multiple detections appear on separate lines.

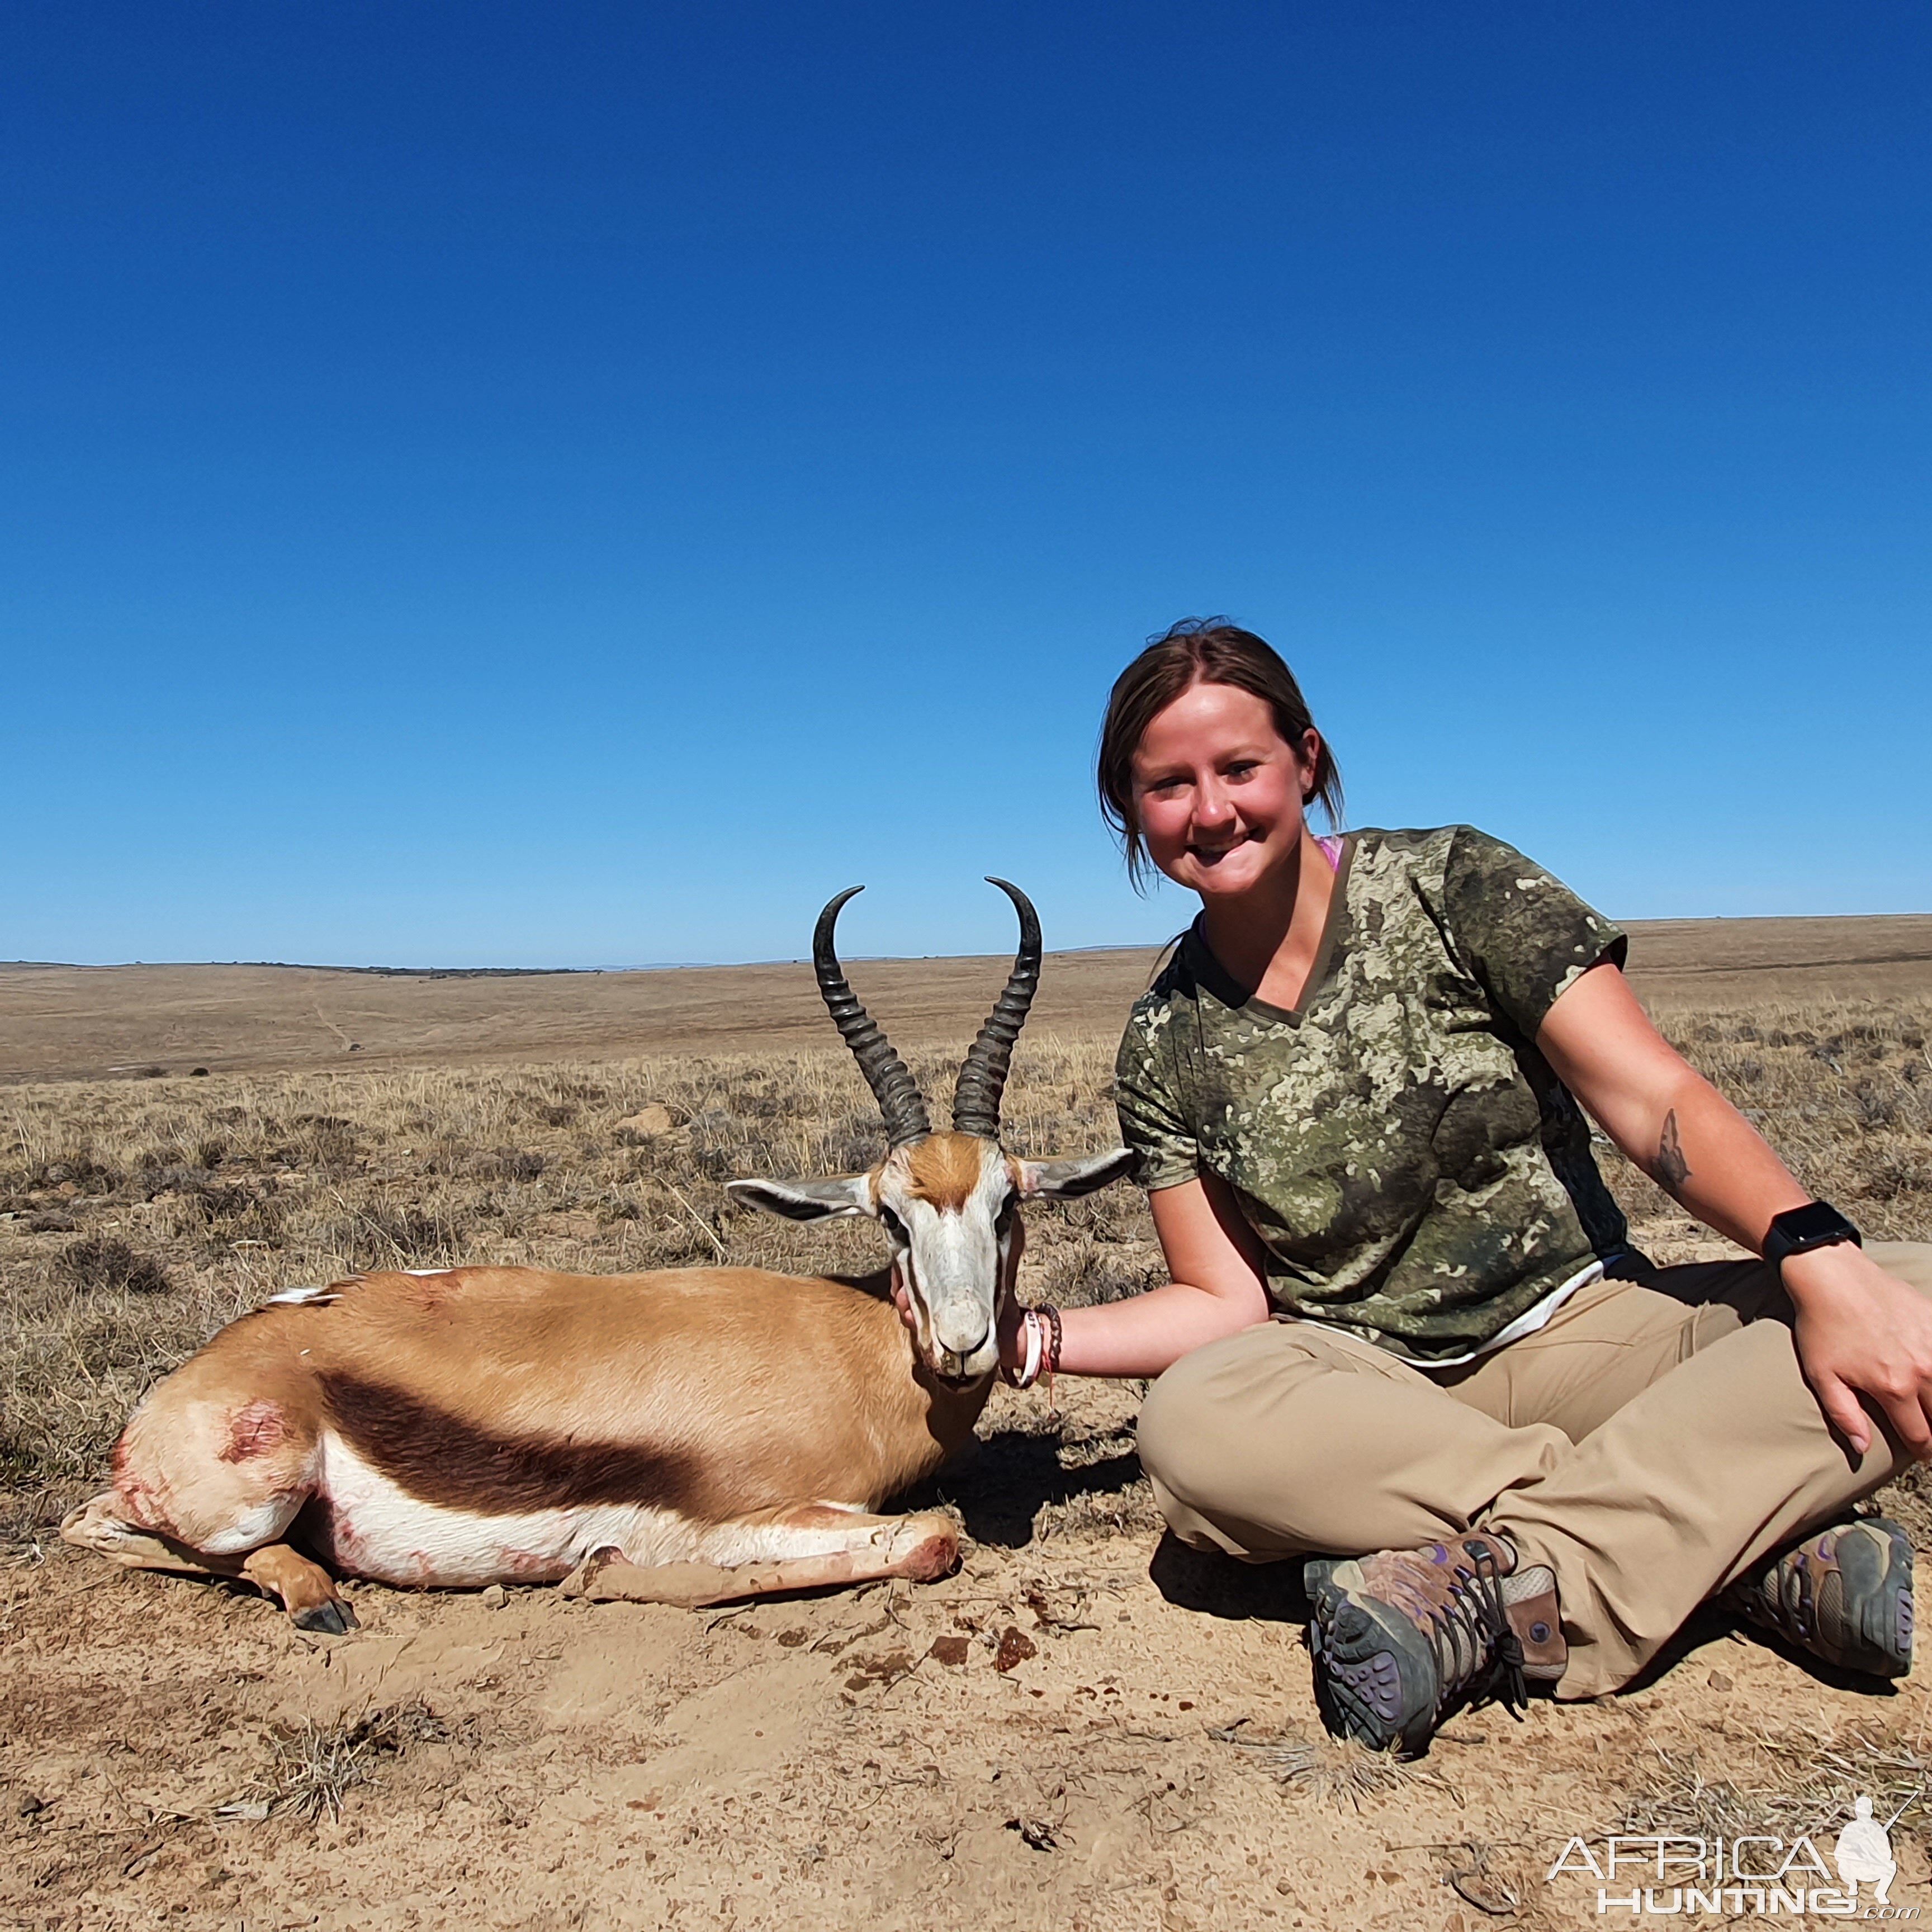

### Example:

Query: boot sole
xmin=1823 ymin=1517 xmax=1914 ymax=1678
xmin=1304 ymin=1557 xmax=1439 ymax=1756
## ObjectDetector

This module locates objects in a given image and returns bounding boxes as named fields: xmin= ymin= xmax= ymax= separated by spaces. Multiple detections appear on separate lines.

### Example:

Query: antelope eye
xmin=878 ymin=1205 xmax=907 ymax=1241
xmin=995 ymin=1195 xmax=1018 ymax=1233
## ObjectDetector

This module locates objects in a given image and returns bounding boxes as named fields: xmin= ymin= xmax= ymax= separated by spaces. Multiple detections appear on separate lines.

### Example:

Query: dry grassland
xmin=3 ymin=991 xmax=1932 ymax=1929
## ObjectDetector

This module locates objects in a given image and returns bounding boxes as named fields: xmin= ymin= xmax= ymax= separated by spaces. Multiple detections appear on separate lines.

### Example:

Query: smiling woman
xmin=993 ymin=615 xmax=1932 ymax=1761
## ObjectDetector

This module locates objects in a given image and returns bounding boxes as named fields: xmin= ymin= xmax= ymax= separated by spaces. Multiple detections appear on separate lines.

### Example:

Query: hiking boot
xmin=1727 ymin=1516 xmax=1915 ymax=1679
xmin=1305 ymin=1534 xmax=1566 ymax=1756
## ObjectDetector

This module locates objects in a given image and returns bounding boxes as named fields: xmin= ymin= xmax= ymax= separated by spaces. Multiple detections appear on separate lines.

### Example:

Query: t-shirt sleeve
xmin=1439 ymin=826 xmax=1627 ymax=1038
xmin=1113 ymin=1003 xmax=1200 ymax=1192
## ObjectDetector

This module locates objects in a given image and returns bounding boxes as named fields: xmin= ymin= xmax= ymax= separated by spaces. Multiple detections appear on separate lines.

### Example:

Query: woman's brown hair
xmin=1097 ymin=618 xmax=1343 ymax=891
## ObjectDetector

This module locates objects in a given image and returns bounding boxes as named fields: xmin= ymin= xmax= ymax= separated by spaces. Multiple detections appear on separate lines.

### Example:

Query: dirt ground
xmin=4 ymin=941 xmax=1932 ymax=1929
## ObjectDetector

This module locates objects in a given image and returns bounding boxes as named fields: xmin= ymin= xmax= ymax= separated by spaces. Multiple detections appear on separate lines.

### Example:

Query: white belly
xmin=311 ymin=1433 xmax=703 ymax=1587
xmin=307 ymin=1436 xmax=877 ymax=1588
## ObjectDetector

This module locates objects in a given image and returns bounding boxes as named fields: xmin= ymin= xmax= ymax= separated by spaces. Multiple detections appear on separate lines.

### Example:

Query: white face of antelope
xmin=728 ymin=1134 xmax=1135 ymax=1384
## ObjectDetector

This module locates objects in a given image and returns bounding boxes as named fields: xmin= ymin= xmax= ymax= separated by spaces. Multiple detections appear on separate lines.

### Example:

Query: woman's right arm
xmin=1045 ymin=1172 xmax=1274 ymax=1378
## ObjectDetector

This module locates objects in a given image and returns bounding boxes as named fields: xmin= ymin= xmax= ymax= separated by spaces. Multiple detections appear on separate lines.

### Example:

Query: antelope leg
xmin=63 ymin=1494 xmax=234 ymax=1576
xmin=239 ymin=1543 xmax=358 ymax=1632
xmin=63 ymin=1496 xmax=356 ymax=1632
xmin=559 ymin=1509 xmax=960 ymax=1608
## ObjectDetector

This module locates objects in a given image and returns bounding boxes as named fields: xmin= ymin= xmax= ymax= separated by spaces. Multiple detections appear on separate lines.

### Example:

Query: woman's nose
xmin=1192 ymin=778 xmax=1236 ymax=826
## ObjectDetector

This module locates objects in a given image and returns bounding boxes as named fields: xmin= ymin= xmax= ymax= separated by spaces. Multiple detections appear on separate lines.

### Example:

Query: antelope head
xmin=727 ymin=880 xmax=1135 ymax=1383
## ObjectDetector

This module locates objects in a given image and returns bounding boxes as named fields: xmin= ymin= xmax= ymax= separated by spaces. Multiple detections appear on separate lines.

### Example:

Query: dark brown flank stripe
xmin=318 ymin=1373 xmax=711 ymax=1518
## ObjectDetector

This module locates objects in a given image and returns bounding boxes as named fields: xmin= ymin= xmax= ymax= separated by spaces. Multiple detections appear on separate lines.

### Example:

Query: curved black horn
xmin=951 ymin=878 xmax=1042 ymax=1138
xmin=813 ymin=887 xmax=931 ymax=1149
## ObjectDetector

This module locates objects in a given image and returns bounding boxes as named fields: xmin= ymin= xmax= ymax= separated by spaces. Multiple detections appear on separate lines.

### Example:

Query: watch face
xmin=1773 ymin=1202 xmax=1858 ymax=1248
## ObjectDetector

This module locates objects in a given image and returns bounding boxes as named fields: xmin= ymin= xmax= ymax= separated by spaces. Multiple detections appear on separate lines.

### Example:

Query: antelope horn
xmin=813 ymin=887 xmax=931 ymax=1149
xmin=951 ymin=878 xmax=1041 ymax=1139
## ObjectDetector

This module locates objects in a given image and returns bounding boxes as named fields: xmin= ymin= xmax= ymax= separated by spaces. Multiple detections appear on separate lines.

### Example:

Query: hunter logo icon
xmin=1835 ymin=1795 xmax=1899 ymax=1905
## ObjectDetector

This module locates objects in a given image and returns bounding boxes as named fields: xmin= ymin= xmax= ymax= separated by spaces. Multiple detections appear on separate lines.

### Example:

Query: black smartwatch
xmin=1762 ymin=1201 xmax=1863 ymax=1278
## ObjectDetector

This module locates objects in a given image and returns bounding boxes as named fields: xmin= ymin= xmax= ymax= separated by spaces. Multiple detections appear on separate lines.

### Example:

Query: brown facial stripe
xmin=903 ymin=1131 xmax=996 ymax=1210
xmin=318 ymin=1374 xmax=711 ymax=1519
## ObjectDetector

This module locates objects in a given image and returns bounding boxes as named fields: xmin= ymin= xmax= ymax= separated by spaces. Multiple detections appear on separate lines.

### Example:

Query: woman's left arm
xmin=1538 ymin=963 xmax=1932 ymax=1458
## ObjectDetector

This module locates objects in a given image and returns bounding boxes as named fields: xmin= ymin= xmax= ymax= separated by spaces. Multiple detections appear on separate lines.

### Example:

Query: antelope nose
xmin=933 ymin=1313 xmax=991 ymax=1362
xmin=940 ymin=1325 xmax=990 ymax=1365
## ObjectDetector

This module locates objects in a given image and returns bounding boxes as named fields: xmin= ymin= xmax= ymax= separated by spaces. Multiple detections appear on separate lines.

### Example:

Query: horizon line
xmin=4 ymin=910 xmax=1930 ymax=979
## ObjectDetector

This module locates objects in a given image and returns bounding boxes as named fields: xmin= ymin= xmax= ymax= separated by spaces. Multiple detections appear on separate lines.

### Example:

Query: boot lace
xmin=1427 ymin=1542 xmax=1527 ymax=1723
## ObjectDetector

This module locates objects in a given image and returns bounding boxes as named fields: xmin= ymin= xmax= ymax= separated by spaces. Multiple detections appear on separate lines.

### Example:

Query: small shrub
xmin=33 ymin=1152 xmax=120 ymax=1194
xmin=320 ymin=1204 xmax=449 ymax=1270
xmin=1864 ymin=1150 xmax=1932 ymax=1202
xmin=292 ymin=1115 xmax=360 ymax=1171
xmin=55 ymin=1235 xmax=173 ymax=1296
xmin=474 ymin=1149 xmax=545 ymax=1182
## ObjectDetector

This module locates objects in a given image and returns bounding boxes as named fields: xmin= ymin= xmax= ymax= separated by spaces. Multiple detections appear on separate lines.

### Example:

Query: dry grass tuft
xmin=1227 ymin=1726 xmax=1457 ymax=1808
xmin=55 ymin=1235 xmax=172 ymax=1297
xmin=222 ymin=1698 xmax=467 ymax=1824
xmin=1614 ymin=1721 xmax=1931 ymax=1840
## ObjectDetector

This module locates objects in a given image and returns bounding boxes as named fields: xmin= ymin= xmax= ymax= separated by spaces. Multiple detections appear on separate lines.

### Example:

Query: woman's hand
xmin=1785 ymin=1242 xmax=1932 ymax=1459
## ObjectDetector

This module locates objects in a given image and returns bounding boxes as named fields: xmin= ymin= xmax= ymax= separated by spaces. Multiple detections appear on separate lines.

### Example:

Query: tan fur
xmin=902 ymin=1131 xmax=997 ymax=1210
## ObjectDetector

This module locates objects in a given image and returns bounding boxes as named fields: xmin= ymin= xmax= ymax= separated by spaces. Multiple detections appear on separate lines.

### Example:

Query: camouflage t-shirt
xmin=1114 ymin=826 xmax=1633 ymax=1365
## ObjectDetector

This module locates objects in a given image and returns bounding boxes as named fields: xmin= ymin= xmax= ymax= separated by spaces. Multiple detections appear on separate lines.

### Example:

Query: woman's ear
xmin=1297 ymin=726 xmax=1323 ymax=805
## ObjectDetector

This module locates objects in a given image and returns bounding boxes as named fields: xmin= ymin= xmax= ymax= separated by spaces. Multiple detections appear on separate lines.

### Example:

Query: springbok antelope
xmin=62 ymin=881 xmax=1133 ymax=1630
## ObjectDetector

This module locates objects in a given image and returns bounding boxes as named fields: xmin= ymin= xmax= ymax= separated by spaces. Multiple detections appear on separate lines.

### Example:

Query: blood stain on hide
xmin=221 ymin=1400 xmax=289 ymax=1462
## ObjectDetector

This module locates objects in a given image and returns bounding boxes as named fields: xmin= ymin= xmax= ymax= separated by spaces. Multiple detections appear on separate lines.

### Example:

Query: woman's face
xmin=1130 ymin=681 xmax=1319 ymax=899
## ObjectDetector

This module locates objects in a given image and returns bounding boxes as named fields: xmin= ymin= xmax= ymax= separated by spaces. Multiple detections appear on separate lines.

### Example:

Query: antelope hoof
xmin=292 ymin=1597 xmax=358 ymax=1635
xmin=558 ymin=1545 xmax=628 ymax=1599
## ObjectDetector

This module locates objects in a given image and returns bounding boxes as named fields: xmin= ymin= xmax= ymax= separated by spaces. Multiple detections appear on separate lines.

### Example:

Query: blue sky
xmin=4 ymin=3 xmax=1928 ymax=968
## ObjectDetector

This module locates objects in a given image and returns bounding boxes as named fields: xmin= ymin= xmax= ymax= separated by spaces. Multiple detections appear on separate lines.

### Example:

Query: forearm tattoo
xmin=1654 ymin=1109 xmax=1692 ymax=1190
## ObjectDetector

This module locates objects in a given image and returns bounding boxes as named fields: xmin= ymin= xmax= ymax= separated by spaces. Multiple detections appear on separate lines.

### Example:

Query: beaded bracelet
xmin=1038 ymin=1303 xmax=1063 ymax=1388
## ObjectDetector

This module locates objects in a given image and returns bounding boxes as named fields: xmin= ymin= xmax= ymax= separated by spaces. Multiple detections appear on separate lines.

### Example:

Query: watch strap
xmin=1763 ymin=1201 xmax=1863 ymax=1276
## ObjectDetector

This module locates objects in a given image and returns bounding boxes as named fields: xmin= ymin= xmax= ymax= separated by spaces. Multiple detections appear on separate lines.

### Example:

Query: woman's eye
xmin=1224 ymin=761 xmax=1259 ymax=780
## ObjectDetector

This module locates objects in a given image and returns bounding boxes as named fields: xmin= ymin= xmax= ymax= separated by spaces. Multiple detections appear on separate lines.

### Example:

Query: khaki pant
xmin=1136 ymin=1242 xmax=1932 ymax=1698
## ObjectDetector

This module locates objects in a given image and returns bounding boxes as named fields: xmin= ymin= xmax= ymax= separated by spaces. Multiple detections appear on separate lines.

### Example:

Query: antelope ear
xmin=1014 ymin=1148 xmax=1138 ymax=1200
xmin=726 ymin=1174 xmax=875 ymax=1222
